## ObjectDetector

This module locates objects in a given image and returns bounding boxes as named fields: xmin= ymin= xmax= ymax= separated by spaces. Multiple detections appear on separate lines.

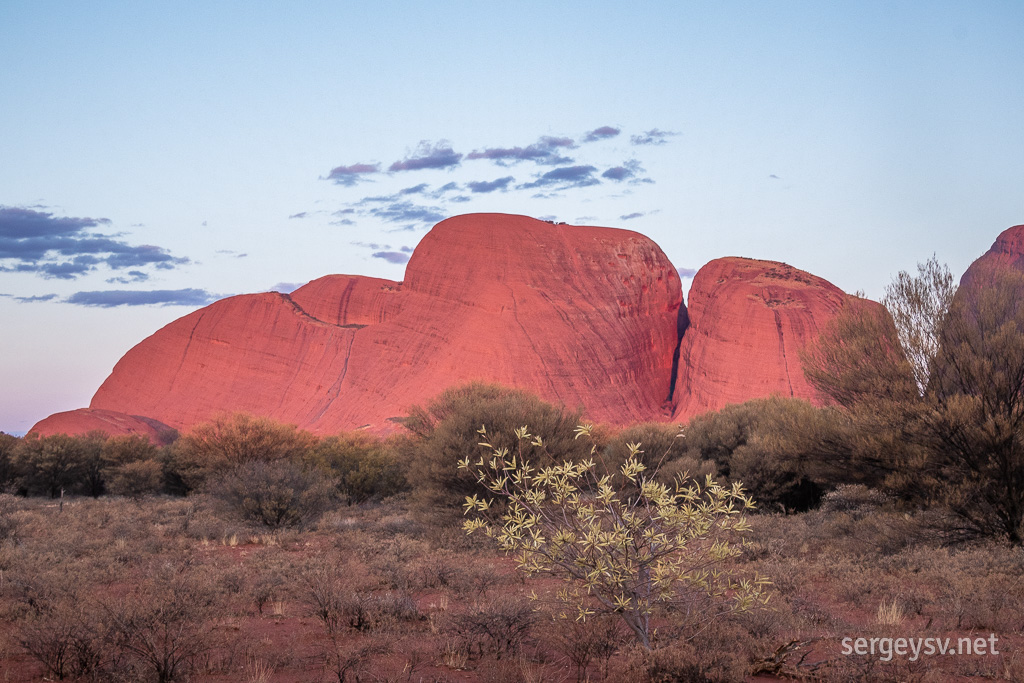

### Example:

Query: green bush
xmin=305 ymin=432 xmax=407 ymax=504
xmin=402 ymin=382 xmax=588 ymax=513
xmin=169 ymin=413 xmax=317 ymax=492
xmin=209 ymin=460 xmax=336 ymax=529
xmin=12 ymin=433 xmax=97 ymax=497
xmin=600 ymin=422 xmax=714 ymax=489
xmin=681 ymin=397 xmax=852 ymax=512
xmin=0 ymin=432 xmax=20 ymax=491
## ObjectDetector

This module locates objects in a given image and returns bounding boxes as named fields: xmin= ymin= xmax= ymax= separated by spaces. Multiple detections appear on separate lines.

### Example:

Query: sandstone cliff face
xmin=74 ymin=214 xmax=683 ymax=434
xmin=30 ymin=408 xmax=172 ymax=442
xmin=672 ymin=257 xmax=849 ymax=420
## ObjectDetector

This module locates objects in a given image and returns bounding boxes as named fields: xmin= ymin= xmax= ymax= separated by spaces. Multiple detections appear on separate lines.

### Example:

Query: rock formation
xmin=29 ymin=408 xmax=172 ymax=442
xmin=960 ymin=224 xmax=1024 ymax=289
xmin=30 ymin=213 xmax=890 ymax=440
xmin=40 ymin=214 xmax=683 ymax=436
xmin=672 ymin=257 xmax=851 ymax=420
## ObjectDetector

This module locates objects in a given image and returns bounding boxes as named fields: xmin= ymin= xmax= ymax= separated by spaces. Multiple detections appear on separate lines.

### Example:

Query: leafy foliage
xmin=404 ymin=382 xmax=587 ymax=513
xmin=305 ymin=432 xmax=407 ymax=504
xmin=460 ymin=425 xmax=771 ymax=649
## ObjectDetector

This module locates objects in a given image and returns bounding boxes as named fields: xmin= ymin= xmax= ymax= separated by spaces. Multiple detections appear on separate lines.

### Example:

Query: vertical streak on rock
xmin=169 ymin=311 xmax=205 ymax=394
xmin=773 ymin=309 xmax=795 ymax=397
xmin=312 ymin=332 xmax=357 ymax=423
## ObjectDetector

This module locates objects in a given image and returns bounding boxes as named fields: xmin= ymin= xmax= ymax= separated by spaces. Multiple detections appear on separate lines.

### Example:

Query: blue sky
xmin=2 ymin=1 xmax=1022 ymax=434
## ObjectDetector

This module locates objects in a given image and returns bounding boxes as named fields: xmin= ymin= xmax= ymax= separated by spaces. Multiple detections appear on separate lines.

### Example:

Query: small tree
xmin=170 ymin=413 xmax=316 ymax=492
xmin=883 ymin=255 xmax=956 ymax=394
xmin=210 ymin=460 xmax=336 ymax=529
xmin=460 ymin=425 xmax=770 ymax=650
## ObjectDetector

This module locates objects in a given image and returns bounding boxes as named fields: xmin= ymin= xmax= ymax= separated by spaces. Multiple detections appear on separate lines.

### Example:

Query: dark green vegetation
xmin=803 ymin=256 xmax=1024 ymax=545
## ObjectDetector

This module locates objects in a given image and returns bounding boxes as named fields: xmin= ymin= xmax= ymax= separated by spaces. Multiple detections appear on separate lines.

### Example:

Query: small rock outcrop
xmin=29 ymin=408 xmax=172 ymax=442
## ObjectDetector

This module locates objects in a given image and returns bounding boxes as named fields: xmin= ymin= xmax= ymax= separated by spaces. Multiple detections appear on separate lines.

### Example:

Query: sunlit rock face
xmin=671 ymin=257 xmax=855 ymax=420
xmin=960 ymin=224 xmax=1024 ymax=290
xmin=29 ymin=408 xmax=172 ymax=442
xmin=66 ymin=214 xmax=683 ymax=434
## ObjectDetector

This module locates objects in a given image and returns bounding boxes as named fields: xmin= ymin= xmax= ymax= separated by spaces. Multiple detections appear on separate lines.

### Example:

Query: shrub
xmin=104 ymin=568 xmax=223 ymax=683
xmin=0 ymin=432 xmax=19 ymax=490
xmin=461 ymin=425 xmax=771 ymax=650
xmin=404 ymin=383 xmax=588 ymax=513
xmin=210 ymin=460 xmax=336 ymax=529
xmin=106 ymin=459 xmax=165 ymax=498
xmin=12 ymin=433 xmax=92 ymax=497
xmin=444 ymin=595 xmax=536 ymax=660
xmin=170 ymin=413 xmax=317 ymax=492
xmin=681 ymin=397 xmax=853 ymax=511
xmin=305 ymin=432 xmax=407 ymax=504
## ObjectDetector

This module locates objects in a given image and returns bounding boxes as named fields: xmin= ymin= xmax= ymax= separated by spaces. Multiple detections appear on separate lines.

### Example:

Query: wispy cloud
xmin=367 ymin=201 xmax=446 ymax=226
xmin=602 ymin=159 xmax=646 ymax=182
xmin=65 ymin=288 xmax=222 ymax=307
xmin=372 ymin=251 xmax=410 ymax=264
xmin=583 ymin=126 xmax=620 ymax=142
xmin=466 ymin=136 xmax=575 ymax=166
xmin=389 ymin=141 xmax=462 ymax=172
xmin=519 ymin=165 xmax=600 ymax=190
xmin=677 ymin=267 xmax=698 ymax=279
xmin=12 ymin=293 xmax=58 ymax=303
xmin=0 ymin=206 xmax=190 ymax=280
xmin=630 ymin=129 xmax=678 ymax=146
xmin=106 ymin=270 xmax=149 ymax=284
xmin=326 ymin=163 xmax=381 ymax=186
xmin=270 ymin=282 xmax=303 ymax=293
xmin=620 ymin=212 xmax=645 ymax=220
xmin=466 ymin=176 xmax=515 ymax=193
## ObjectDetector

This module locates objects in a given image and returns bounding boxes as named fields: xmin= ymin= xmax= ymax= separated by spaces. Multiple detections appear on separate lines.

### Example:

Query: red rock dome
xmin=65 ymin=214 xmax=683 ymax=434
xmin=29 ymin=408 xmax=172 ymax=442
xmin=671 ymin=257 xmax=852 ymax=420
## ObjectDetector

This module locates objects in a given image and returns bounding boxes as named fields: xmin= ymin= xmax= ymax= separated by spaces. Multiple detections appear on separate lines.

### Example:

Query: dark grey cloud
xmin=630 ymin=129 xmax=679 ymax=146
xmin=466 ymin=176 xmax=515 ymax=193
xmin=678 ymin=267 xmax=698 ymax=279
xmin=66 ymin=288 xmax=221 ymax=307
xmin=388 ymin=141 xmax=462 ymax=172
xmin=518 ymin=165 xmax=600 ymax=190
xmin=620 ymin=212 xmax=644 ymax=221
xmin=400 ymin=246 xmax=414 ymax=253
xmin=289 ymin=212 xmax=308 ymax=219
xmin=583 ymin=126 xmax=621 ymax=142
xmin=466 ymin=136 xmax=575 ymax=166
xmin=769 ymin=174 xmax=781 ymax=180
xmin=449 ymin=195 xmax=471 ymax=203
xmin=326 ymin=163 xmax=381 ymax=186
xmin=0 ymin=206 xmax=190 ymax=280
xmin=372 ymin=251 xmax=410 ymax=264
